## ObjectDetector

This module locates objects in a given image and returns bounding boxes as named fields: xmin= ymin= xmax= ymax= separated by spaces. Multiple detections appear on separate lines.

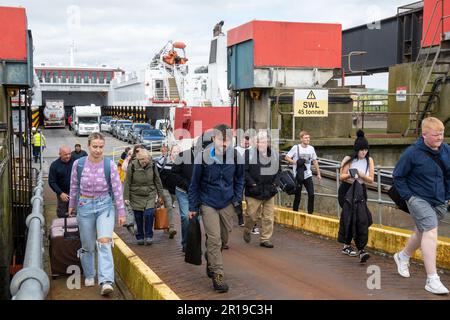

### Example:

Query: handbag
xmin=388 ymin=185 xmax=410 ymax=213
xmin=154 ymin=206 xmax=169 ymax=230
xmin=274 ymin=170 xmax=297 ymax=195
xmin=185 ymin=217 xmax=202 ymax=265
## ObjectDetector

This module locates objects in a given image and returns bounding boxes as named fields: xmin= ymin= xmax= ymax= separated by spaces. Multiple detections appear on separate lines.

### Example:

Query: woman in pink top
xmin=68 ymin=133 xmax=125 ymax=296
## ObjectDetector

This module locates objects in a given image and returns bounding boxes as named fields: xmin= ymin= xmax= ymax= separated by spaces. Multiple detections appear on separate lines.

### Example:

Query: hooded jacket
xmin=188 ymin=146 xmax=244 ymax=212
xmin=393 ymin=137 xmax=450 ymax=207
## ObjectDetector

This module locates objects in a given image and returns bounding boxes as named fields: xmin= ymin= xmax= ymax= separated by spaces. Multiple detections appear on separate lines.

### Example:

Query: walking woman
xmin=338 ymin=130 xmax=374 ymax=263
xmin=68 ymin=133 xmax=126 ymax=296
xmin=123 ymin=148 xmax=166 ymax=245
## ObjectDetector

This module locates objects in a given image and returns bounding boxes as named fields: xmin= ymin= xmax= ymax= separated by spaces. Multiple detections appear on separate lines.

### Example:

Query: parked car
xmin=101 ymin=118 xmax=114 ymax=133
xmin=117 ymin=123 xmax=133 ymax=141
xmin=137 ymin=129 xmax=166 ymax=150
xmin=112 ymin=120 xmax=132 ymax=137
xmin=127 ymin=123 xmax=152 ymax=144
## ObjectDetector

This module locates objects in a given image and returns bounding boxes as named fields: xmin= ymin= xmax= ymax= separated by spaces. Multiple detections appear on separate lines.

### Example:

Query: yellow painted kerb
xmin=274 ymin=206 xmax=450 ymax=270
xmin=112 ymin=233 xmax=180 ymax=300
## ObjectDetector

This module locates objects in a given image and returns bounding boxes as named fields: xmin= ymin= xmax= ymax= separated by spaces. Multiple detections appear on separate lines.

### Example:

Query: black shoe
xmin=359 ymin=250 xmax=370 ymax=263
xmin=212 ymin=274 xmax=229 ymax=293
xmin=168 ymin=229 xmax=177 ymax=239
xmin=205 ymin=253 xmax=214 ymax=278
xmin=260 ymin=241 xmax=274 ymax=248
xmin=342 ymin=246 xmax=358 ymax=257
xmin=221 ymin=244 xmax=229 ymax=250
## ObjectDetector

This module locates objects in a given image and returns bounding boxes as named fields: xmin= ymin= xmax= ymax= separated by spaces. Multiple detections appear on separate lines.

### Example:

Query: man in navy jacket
xmin=49 ymin=146 xmax=74 ymax=218
xmin=393 ymin=117 xmax=450 ymax=295
xmin=188 ymin=124 xmax=244 ymax=293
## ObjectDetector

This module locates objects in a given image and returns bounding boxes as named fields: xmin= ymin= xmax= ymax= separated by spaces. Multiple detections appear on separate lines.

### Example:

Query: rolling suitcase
xmin=49 ymin=216 xmax=82 ymax=277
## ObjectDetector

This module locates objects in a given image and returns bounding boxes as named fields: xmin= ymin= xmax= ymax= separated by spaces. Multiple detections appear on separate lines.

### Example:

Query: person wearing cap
xmin=337 ymin=129 xmax=374 ymax=263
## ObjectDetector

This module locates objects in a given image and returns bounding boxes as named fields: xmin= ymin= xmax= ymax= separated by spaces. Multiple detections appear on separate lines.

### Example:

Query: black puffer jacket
xmin=338 ymin=181 xmax=373 ymax=250
xmin=172 ymin=148 xmax=195 ymax=192
xmin=244 ymin=148 xmax=280 ymax=200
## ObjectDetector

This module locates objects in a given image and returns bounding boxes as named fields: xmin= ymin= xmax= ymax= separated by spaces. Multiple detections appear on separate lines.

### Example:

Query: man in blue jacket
xmin=48 ymin=146 xmax=74 ymax=218
xmin=188 ymin=124 xmax=244 ymax=293
xmin=393 ymin=117 xmax=450 ymax=295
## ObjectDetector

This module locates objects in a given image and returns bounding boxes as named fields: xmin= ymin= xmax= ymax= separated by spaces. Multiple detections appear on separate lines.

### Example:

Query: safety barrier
xmin=9 ymin=170 xmax=50 ymax=300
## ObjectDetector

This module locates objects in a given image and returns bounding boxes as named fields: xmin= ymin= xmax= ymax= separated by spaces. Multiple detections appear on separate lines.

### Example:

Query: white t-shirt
xmin=286 ymin=144 xmax=318 ymax=179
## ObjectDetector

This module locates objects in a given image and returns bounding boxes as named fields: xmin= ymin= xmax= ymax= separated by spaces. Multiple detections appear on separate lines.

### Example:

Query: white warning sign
xmin=294 ymin=89 xmax=328 ymax=117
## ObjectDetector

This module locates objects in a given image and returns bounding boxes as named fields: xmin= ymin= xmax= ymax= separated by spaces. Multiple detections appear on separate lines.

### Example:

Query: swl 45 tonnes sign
xmin=294 ymin=89 xmax=328 ymax=117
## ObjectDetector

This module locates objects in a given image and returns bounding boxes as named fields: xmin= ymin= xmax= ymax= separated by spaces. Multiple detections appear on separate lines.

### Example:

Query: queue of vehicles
xmin=101 ymin=118 xmax=166 ymax=150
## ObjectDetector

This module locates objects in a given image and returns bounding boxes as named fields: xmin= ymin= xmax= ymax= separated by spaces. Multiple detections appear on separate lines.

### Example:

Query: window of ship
xmin=69 ymin=71 xmax=74 ymax=83
xmin=45 ymin=71 xmax=51 ymax=83
xmin=99 ymin=72 xmax=105 ymax=83
xmin=36 ymin=70 xmax=42 ymax=82
xmin=84 ymin=71 xmax=89 ymax=83
xmin=106 ymin=72 xmax=111 ymax=83
xmin=91 ymin=72 xmax=97 ymax=83
xmin=76 ymin=71 xmax=82 ymax=83
xmin=61 ymin=71 xmax=67 ymax=83
xmin=52 ymin=71 xmax=58 ymax=83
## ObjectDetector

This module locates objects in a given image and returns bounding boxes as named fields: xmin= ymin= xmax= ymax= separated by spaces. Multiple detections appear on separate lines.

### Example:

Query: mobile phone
xmin=349 ymin=168 xmax=358 ymax=178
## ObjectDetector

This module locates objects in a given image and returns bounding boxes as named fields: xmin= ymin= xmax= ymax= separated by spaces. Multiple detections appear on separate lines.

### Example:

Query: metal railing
xmin=9 ymin=169 xmax=50 ymax=300
xmin=278 ymin=160 xmax=396 ymax=225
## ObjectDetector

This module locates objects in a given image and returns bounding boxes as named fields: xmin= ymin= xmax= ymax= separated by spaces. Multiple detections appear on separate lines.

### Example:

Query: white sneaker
xmin=251 ymin=227 xmax=260 ymax=235
xmin=84 ymin=278 xmax=95 ymax=287
xmin=425 ymin=277 xmax=449 ymax=295
xmin=394 ymin=252 xmax=410 ymax=278
xmin=100 ymin=282 xmax=114 ymax=295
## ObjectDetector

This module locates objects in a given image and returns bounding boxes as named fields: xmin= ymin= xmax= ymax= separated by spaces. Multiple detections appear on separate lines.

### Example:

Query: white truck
xmin=44 ymin=100 xmax=65 ymax=128
xmin=72 ymin=104 xmax=101 ymax=136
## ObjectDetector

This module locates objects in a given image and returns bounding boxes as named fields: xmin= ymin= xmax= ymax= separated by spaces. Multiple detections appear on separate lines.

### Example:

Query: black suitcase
xmin=49 ymin=217 xmax=82 ymax=277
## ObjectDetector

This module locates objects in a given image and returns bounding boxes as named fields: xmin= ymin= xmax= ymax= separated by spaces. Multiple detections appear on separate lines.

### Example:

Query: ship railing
xmin=9 ymin=168 xmax=50 ymax=300
xmin=278 ymin=161 xmax=411 ymax=226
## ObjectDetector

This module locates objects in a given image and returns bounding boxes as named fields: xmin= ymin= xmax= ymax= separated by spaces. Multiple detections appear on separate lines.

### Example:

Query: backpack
xmin=76 ymin=156 xmax=113 ymax=204
xmin=274 ymin=170 xmax=297 ymax=195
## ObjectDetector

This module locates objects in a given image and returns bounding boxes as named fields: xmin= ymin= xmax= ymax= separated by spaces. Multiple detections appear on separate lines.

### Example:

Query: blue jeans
xmin=175 ymin=187 xmax=190 ymax=249
xmin=133 ymin=208 xmax=154 ymax=240
xmin=76 ymin=194 xmax=116 ymax=285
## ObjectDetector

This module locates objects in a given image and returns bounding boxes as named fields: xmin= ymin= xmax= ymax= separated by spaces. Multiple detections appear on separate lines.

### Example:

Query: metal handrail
xmin=9 ymin=169 xmax=50 ymax=300
xmin=279 ymin=160 xmax=449 ymax=226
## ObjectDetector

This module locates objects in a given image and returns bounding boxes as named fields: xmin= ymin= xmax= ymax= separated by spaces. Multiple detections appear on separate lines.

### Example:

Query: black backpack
xmin=275 ymin=170 xmax=297 ymax=195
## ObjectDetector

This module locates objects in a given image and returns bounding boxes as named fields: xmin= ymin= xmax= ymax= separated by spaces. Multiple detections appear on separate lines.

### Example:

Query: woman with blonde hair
xmin=123 ymin=148 xmax=166 ymax=245
xmin=68 ymin=132 xmax=125 ymax=296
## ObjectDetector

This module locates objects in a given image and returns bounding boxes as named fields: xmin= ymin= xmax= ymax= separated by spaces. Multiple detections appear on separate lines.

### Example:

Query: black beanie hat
xmin=354 ymin=130 xmax=369 ymax=151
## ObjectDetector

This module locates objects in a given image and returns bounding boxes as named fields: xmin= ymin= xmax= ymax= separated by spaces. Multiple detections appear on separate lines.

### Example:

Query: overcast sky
xmin=2 ymin=0 xmax=410 ymax=89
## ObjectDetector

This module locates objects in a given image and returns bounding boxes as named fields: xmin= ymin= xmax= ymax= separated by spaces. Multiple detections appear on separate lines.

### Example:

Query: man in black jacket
xmin=71 ymin=143 xmax=88 ymax=161
xmin=49 ymin=146 xmax=74 ymax=218
xmin=243 ymin=131 xmax=280 ymax=248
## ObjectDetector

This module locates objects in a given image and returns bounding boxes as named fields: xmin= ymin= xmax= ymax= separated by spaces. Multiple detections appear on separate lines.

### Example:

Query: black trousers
xmin=293 ymin=177 xmax=315 ymax=214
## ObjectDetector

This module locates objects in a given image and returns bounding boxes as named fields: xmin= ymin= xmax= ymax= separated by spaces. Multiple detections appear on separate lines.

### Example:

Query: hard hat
xmin=31 ymin=127 xmax=36 ymax=132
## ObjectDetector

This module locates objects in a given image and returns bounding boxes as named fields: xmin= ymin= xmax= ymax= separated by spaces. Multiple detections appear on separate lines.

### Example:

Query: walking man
xmin=285 ymin=131 xmax=321 ymax=214
xmin=393 ymin=117 xmax=450 ymax=295
xmin=49 ymin=146 xmax=74 ymax=218
xmin=188 ymin=124 xmax=244 ymax=293
xmin=243 ymin=131 xmax=280 ymax=248
xmin=71 ymin=143 xmax=88 ymax=161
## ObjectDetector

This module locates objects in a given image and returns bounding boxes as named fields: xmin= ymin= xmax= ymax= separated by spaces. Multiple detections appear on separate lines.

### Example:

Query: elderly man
xmin=49 ymin=146 xmax=75 ymax=218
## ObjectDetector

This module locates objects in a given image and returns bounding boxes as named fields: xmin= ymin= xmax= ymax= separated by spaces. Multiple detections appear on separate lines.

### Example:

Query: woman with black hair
xmin=337 ymin=130 xmax=375 ymax=263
